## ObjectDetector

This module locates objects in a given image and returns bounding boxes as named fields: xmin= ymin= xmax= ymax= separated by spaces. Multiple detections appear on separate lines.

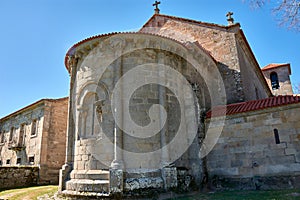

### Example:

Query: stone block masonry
xmin=0 ymin=97 xmax=68 ymax=185
xmin=0 ymin=166 xmax=39 ymax=189
xmin=206 ymin=103 xmax=300 ymax=190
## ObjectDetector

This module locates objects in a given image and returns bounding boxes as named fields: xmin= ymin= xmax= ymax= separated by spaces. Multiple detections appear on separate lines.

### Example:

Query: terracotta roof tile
xmin=206 ymin=95 xmax=300 ymax=118
xmin=262 ymin=63 xmax=291 ymax=74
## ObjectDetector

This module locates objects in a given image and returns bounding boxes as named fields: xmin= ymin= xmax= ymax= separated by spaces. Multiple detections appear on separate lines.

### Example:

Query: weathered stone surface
xmin=207 ymin=105 xmax=300 ymax=180
xmin=110 ymin=169 xmax=124 ymax=193
xmin=0 ymin=166 xmax=39 ymax=189
xmin=125 ymin=177 xmax=164 ymax=191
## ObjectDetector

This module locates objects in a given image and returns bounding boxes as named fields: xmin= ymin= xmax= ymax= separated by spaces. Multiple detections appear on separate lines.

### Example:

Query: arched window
xmin=270 ymin=72 xmax=279 ymax=90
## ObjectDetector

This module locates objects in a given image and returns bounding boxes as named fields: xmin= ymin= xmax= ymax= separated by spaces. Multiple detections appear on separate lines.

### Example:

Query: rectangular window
xmin=9 ymin=127 xmax=15 ymax=141
xmin=16 ymin=158 xmax=21 ymax=165
xmin=29 ymin=156 xmax=34 ymax=165
xmin=19 ymin=124 xmax=25 ymax=145
xmin=6 ymin=159 xmax=10 ymax=165
xmin=31 ymin=119 xmax=37 ymax=136
xmin=0 ymin=132 xmax=4 ymax=144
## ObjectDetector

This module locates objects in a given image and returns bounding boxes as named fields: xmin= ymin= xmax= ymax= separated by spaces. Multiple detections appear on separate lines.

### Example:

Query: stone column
xmin=110 ymin=111 xmax=124 ymax=194
xmin=59 ymin=56 xmax=77 ymax=192
xmin=109 ymin=56 xmax=124 ymax=194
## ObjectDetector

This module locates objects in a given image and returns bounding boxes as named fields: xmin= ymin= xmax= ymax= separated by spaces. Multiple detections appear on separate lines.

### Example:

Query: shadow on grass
xmin=168 ymin=189 xmax=300 ymax=200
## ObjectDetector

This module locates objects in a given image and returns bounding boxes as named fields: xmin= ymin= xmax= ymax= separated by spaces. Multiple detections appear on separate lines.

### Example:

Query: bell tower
xmin=262 ymin=63 xmax=293 ymax=95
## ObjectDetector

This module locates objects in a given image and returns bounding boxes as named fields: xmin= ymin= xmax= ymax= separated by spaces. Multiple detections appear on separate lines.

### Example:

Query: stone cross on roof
xmin=153 ymin=1 xmax=161 ymax=14
xmin=226 ymin=12 xmax=234 ymax=25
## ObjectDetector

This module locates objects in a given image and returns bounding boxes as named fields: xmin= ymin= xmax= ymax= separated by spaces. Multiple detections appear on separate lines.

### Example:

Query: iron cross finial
xmin=153 ymin=1 xmax=161 ymax=14
xmin=226 ymin=12 xmax=234 ymax=25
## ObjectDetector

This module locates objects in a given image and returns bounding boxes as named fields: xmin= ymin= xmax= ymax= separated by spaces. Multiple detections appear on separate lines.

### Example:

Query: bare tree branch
xmin=244 ymin=0 xmax=268 ymax=8
xmin=273 ymin=0 xmax=300 ymax=30
xmin=293 ymin=82 xmax=300 ymax=94
xmin=243 ymin=0 xmax=300 ymax=31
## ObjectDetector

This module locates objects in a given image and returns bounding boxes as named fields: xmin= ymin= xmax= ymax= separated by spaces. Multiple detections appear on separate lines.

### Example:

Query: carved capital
xmin=67 ymin=55 xmax=78 ymax=72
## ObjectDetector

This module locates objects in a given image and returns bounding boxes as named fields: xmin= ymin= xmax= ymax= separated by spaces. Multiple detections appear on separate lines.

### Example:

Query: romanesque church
xmin=58 ymin=9 xmax=300 ymax=197
xmin=1 ymin=7 xmax=299 ymax=198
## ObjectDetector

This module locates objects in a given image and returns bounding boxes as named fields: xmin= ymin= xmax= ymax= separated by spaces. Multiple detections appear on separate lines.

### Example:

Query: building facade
xmin=0 ymin=97 xmax=68 ymax=184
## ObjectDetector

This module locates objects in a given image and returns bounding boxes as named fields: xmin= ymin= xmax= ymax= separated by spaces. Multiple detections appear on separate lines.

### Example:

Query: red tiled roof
xmin=64 ymin=32 xmax=217 ymax=72
xmin=262 ymin=63 xmax=291 ymax=74
xmin=206 ymin=95 xmax=300 ymax=118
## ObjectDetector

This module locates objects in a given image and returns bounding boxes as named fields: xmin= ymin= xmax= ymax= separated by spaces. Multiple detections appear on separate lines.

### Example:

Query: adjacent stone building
xmin=58 ymin=12 xmax=300 ymax=198
xmin=0 ymin=97 xmax=68 ymax=185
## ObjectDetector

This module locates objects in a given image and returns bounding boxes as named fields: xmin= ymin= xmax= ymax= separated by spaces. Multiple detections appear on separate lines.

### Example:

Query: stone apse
xmin=59 ymin=33 xmax=227 ymax=197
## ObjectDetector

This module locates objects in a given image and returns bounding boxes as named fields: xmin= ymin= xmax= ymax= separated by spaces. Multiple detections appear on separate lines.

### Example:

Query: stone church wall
xmin=72 ymin=47 xmax=205 ymax=171
xmin=235 ymin=35 xmax=270 ymax=101
xmin=63 ymin=32 xmax=227 ymax=194
xmin=141 ymin=15 xmax=267 ymax=104
xmin=206 ymin=103 xmax=300 ymax=189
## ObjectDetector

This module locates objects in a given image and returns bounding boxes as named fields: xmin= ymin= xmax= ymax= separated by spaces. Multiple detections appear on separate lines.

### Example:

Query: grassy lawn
xmin=0 ymin=186 xmax=299 ymax=200
xmin=173 ymin=189 xmax=300 ymax=200
xmin=0 ymin=185 xmax=58 ymax=200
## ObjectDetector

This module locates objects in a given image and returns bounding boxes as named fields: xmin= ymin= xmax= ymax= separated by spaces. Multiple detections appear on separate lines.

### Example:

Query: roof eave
xmin=0 ymin=97 xmax=68 ymax=122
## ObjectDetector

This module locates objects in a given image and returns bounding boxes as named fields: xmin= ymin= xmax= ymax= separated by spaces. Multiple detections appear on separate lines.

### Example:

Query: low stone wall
xmin=0 ymin=166 xmax=39 ymax=189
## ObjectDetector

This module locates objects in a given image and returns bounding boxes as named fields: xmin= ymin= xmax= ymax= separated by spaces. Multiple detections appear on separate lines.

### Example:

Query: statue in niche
xmin=95 ymin=100 xmax=105 ymax=123
xmin=94 ymin=100 xmax=106 ymax=140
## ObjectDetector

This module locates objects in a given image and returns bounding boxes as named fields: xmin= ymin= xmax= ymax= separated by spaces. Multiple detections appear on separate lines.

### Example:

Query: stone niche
xmin=61 ymin=33 xmax=225 ymax=197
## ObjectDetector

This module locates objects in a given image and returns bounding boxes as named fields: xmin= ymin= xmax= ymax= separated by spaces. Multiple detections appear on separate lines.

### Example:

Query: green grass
xmin=0 ymin=186 xmax=299 ymax=200
xmin=171 ymin=189 xmax=300 ymax=200
xmin=0 ymin=185 xmax=58 ymax=200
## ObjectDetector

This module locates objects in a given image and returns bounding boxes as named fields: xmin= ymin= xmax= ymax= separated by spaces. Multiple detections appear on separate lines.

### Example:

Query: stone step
xmin=66 ymin=178 xmax=110 ymax=193
xmin=70 ymin=170 xmax=110 ymax=180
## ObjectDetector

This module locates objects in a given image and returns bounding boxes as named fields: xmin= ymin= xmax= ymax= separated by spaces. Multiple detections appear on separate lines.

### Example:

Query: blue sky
xmin=0 ymin=0 xmax=299 ymax=118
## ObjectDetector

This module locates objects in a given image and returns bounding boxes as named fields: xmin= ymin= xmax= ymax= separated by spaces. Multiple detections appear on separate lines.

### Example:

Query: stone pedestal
xmin=58 ymin=163 xmax=71 ymax=192
xmin=109 ymin=167 xmax=124 ymax=194
xmin=162 ymin=167 xmax=178 ymax=190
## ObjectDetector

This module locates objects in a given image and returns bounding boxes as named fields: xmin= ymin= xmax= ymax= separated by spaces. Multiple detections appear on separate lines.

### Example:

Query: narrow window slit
xmin=274 ymin=129 xmax=280 ymax=144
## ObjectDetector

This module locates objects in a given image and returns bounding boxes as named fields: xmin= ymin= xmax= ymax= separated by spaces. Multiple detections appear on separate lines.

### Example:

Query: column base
xmin=58 ymin=163 xmax=72 ymax=192
xmin=109 ymin=168 xmax=124 ymax=194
